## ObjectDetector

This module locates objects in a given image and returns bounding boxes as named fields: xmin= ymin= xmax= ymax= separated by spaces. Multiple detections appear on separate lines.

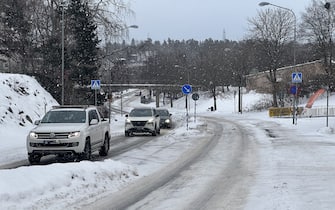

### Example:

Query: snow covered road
xmin=81 ymin=116 xmax=259 ymax=210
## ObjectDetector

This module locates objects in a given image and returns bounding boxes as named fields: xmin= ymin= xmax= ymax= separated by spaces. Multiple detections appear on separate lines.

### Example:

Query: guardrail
xmin=301 ymin=106 xmax=335 ymax=118
xmin=269 ymin=106 xmax=335 ymax=118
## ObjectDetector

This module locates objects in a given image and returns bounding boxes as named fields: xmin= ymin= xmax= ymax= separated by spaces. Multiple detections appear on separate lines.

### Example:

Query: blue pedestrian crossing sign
xmin=292 ymin=72 xmax=302 ymax=83
xmin=91 ymin=80 xmax=101 ymax=90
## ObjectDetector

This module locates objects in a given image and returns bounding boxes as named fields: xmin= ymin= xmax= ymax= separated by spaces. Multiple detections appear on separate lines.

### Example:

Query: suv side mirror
xmin=90 ymin=119 xmax=98 ymax=125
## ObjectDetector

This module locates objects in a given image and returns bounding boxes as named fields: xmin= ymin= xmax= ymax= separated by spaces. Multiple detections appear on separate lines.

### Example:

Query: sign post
xmin=192 ymin=93 xmax=199 ymax=123
xmin=91 ymin=80 xmax=101 ymax=106
xmin=182 ymin=84 xmax=192 ymax=130
xmin=291 ymin=72 xmax=302 ymax=125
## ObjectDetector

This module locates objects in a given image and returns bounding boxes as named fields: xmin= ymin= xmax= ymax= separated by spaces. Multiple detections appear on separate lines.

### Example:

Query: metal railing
xmin=301 ymin=106 xmax=335 ymax=118
xmin=269 ymin=106 xmax=335 ymax=118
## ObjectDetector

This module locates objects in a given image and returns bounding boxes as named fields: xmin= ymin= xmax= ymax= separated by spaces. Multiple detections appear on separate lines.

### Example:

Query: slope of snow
xmin=0 ymin=73 xmax=59 ymax=164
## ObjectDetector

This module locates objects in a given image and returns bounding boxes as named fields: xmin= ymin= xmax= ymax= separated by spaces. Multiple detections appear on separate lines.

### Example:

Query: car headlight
xmin=126 ymin=119 xmax=131 ymax=124
xmin=68 ymin=131 xmax=80 ymax=138
xmin=29 ymin=132 xmax=38 ymax=139
xmin=165 ymin=119 xmax=170 ymax=123
xmin=147 ymin=118 xmax=154 ymax=123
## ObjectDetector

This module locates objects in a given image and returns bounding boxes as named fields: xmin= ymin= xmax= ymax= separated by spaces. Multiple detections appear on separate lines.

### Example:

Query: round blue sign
xmin=182 ymin=84 xmax=192 ymax=95
xmin=290 ymin=85 xmax=301 ymax=95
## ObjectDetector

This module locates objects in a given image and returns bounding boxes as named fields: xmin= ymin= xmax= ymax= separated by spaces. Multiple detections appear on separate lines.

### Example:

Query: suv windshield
xmin=129 ymin=109 xmax=153 ymax=117
xmin=41 ymin=110 xmax=86 ymax=123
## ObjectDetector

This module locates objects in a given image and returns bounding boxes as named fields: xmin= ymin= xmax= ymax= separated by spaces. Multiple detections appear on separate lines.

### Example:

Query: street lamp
xmin=110 ymin=25 xmax=139 ymax=41
xmin=259 ymin=2 xmax=298 ymax=124
xmin=127 ymin=25 xmax=139 ymax=29
xmin=175 ymin=65 xmax=192 ymax=110
xmin=61 ymin=2 xmax=65 ymax=105
xmin=325 ymin=2 xmax=331 ymax=127
xmin=259 ymin=2 xmax=296 ymax=68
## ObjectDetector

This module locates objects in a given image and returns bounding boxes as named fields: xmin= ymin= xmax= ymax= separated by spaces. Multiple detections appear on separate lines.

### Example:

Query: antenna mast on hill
xmin=222 ymin=29 xmax=226 ymax=40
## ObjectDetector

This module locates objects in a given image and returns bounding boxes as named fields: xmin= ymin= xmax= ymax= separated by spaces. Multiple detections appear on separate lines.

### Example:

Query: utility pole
xmin=61 ymin=2 xmax=65 ymax=105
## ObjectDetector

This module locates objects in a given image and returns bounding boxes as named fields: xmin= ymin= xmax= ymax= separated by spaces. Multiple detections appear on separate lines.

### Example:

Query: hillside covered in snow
xmin=0 ymin=73 xmax=58 ymax=128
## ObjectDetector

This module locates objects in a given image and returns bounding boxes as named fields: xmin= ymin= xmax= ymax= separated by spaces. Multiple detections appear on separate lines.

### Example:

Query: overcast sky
xmin=127 ymin=0 xmax=312 ymax=42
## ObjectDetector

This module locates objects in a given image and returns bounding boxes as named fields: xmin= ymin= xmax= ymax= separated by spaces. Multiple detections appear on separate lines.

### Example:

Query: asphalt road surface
xmin=82 ymin=116 xmax=259 ymax=210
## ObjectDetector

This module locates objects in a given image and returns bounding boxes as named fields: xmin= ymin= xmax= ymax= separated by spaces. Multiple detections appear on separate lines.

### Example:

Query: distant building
xmin=245 ymin=60 xmax=325 ymax=94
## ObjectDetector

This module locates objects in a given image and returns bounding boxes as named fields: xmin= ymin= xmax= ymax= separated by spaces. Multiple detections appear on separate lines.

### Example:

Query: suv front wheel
xmin=28 ymin=154 xmax=41 ymax=165
xmin=99 ymin=134 xmax=109 ymax=156
xmin=152 ymin=128 xmax=157 ymax=136
xmin=80 ymin=140 xmax=91 ymax=160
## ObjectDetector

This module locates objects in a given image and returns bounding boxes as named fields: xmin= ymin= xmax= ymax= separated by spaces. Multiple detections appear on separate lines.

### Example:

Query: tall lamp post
xmin=259 ymin=2 xmax=298 ymax=124
xmin=174 ymin=64 xmax=191 ymax=109
xmin=61 ymin=2 xmax=65 ymax=105
xmin=325 ymin=2 xmax=331 ymax=127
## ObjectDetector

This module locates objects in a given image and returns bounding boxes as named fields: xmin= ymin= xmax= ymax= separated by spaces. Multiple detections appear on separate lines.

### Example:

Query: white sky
xmin=127 ymin=0 xmax=312 ymax=41
xmin=0 ymin=73 xmax=335 ymax=209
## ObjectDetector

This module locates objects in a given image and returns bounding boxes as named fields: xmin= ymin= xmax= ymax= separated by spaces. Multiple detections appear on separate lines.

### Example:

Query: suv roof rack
xmin=52 ymin=105 xmax=92 ymax=109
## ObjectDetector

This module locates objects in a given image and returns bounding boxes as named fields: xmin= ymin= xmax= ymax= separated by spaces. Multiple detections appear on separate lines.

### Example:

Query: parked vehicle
xmin=26 ymin=105 xmax=110 ymax=164
xmin=156 ymin=108 xmax=172 ymax=128
xmin=125 ymin=107 xmax=160 ymax=136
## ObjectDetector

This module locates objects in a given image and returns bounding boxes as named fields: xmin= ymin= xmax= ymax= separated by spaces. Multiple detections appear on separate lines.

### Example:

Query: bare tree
xmin=248 ymin=8 xmax=294 ymax=107
xmin=86 ymin=0 xmax=134 ymax=42
xmin=300 ymin=0 xmax=335 ymax=87
xmin=25 ymin=0 xmax=132 ymax=103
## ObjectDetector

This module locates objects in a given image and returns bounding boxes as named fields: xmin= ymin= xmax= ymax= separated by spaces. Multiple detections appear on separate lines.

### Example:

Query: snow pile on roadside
xmin=0 ymin=159 xmax=139 ymax=210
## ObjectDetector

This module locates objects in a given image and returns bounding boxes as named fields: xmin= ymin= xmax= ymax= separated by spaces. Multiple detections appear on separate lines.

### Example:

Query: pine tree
xmin=67 ymin=0 xmax=100 ymax=87
xmin=0 ymin=0 xmax=31 ymax=73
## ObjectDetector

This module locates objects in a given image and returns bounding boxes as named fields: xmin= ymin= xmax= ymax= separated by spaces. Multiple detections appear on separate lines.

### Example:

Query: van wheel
xmin=99 ymin=134 xmax=109 ymax=156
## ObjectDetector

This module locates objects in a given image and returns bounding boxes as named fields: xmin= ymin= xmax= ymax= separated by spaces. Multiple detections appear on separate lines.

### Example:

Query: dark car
xmin=156 ymin=108 xmax=172 ymax=128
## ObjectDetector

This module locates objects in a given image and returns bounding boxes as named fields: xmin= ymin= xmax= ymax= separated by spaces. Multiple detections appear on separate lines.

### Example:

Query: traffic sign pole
xmin=95 ymin=89 xmax=97 ymax=106
xmin=182 ymin=84 xmax=192 ymax=130
xmin=192 ymin=93 xmax=199 ymax=123
xmin=291 ymin=72 xmax=302 ymax=125
xmin=186 ymin=95 xmax=188 ymax=130
xmin=194 ymin=100 xmax=196 ymax=123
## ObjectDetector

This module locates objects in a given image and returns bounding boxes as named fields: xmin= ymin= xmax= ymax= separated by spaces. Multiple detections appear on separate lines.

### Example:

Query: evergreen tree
xmin=0 ymin=0 xmax=31 ymax=73
xmin=67 ymin=0 xmax=100 ymax=104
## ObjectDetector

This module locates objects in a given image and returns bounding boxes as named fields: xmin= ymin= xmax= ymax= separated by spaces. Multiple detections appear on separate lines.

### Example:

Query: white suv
xmin=26 ymin=106 xmax=110 ymax=164
xmin=125 ymin=107 xmax=160 ymax=136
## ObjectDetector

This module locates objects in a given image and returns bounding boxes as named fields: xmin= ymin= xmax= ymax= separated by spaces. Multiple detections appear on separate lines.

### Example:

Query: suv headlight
xmin=68 ymin=131 xmax=80 ymax=138
xmin=29 ymin=132 xmax=38 ymax=139
xmin=125 ymin=119 xmax=131 ymax=124
xmin=147 ymin=118 xmax=154 ymax=123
